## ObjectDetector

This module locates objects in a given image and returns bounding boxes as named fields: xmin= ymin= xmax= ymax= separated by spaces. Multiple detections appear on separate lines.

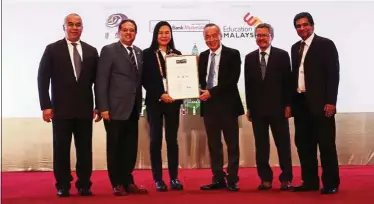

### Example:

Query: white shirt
xmin=66 ymin=38 xmax=83 ymax=80
xmin=121 ymin=42 xmax=138 ymax=68
xmin=259 ymin=46 xmax=271 ymax=65
xmin=206 ymin=44 xmax=222 ymax=87
xmin=298 ymin=33 xmax=315 ymax=92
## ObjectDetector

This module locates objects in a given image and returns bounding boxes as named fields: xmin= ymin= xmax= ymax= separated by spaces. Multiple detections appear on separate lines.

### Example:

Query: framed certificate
xmin=165 ymin=55 xmax=200 ymax=100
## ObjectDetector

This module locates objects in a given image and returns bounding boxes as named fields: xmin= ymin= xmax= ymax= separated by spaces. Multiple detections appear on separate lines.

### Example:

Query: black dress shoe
xmin=227 ymin=182 xmax=239 ymax=192
xmin=155 ymin=180 xmax=168 ymax=192
xmin=291 ymin=184 xmax=319 ymax=192
xmin=78 ymin=188 xmax=92 ymax=196
xmin=200 ymin=181 xmax=227 ymax=190
xmin=57 ymin=189 xmax=70 ymax=197
xmin=320 ymin=187 xmax=338 ymax=194
xmin=170 ymin=179 xmax=183 ymax=190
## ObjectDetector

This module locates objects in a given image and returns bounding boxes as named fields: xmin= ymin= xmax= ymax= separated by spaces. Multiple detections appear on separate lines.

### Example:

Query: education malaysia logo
xmin=223 ymin=12 xmax=263 ymax=39
xmin=105 ymin=13 xmax=128 ymax=39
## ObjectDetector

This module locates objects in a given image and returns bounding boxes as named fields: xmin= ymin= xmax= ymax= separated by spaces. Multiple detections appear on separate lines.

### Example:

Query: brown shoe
xmin=113 ymin=185 xmax=128 ymax=196
xmin=126 ymin=184 xmax=148 ymax=194
xmin=258 ymin=181 xmax=272 ymax=190
xmin=280 ymin=181 xmax=292 ymax=191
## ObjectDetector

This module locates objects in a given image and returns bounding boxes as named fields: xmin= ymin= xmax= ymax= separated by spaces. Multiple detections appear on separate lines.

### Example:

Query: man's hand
xmin=42 ymin=109 xmax=53 ymax=122
xmin=101 ymin=111 xmax=110 ymax=120
xmin=199 ymin=90 xmax=211 ymax=101
xmin=246 ymin=111 xmax=252 ymax=122
xmin=93 ymin=109 xmax=102 ymax=122
xmin=161 ymin=93 xmax=174 ymax=103
xmin=324 ymin=104 xmax=336 ymax=117
xmin=285 ymin=106 xmax=292 ymax=118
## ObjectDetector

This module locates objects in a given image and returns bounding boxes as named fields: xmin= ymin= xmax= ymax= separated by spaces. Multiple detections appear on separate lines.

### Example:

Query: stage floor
xmin=2 ymin=166 xmax=374 ymax=204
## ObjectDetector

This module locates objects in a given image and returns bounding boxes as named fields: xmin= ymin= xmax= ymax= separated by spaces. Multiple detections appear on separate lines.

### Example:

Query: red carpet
xmin=2 ymin=166 xmax=374 ymax=204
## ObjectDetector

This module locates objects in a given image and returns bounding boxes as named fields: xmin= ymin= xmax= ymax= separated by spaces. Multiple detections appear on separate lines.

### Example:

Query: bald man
xmin=37 ymin=13 xmax=101 ymax=197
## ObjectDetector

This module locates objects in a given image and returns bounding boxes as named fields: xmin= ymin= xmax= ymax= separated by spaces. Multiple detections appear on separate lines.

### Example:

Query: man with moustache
xmin=96 ymin=19 xmax=147 ymax=196
xmin=290 ymin=12 xmax=340 ymax=194
xmin=244 ymin=23 xmax=293 ymax=191
xmin=198 ymin=23 xmax=244 ymax=192
xmin=37 ymin=13 xmax=101 ymax=197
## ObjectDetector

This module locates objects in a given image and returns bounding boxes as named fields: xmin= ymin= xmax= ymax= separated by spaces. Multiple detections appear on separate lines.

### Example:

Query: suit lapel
xmin=264 ymin=48 xmax=276 ymax=80
xmin=303 ymin=35 xmax=318 ymax=66
xmin=79 ymin=42 xmax=88 ymax=79
xmin=61 ymin=39 xmax=77 ymax=81
xmin=201 ymin=50 xmax=209 ymax=83
xmin=134 ymin=46 xmax=142 ymax=72
xmin=116 ymin=41 xmax=132 ymax=65
xmin=254 ymin=50 xmax=263 ymax=80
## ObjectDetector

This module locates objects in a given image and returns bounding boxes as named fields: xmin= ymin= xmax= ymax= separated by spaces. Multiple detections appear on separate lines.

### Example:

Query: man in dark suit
xmin=37 ymin=13 xmax=101 ymax=197
xmin=198 ymin=23 xmax=244 ymax=192
xmin=290 ymin=12 xmax=340 ymax=194
xmin=244 ymin=23 xmax=293 ymax=191
xmin=96 ymin=19 xmax=147 ymax=196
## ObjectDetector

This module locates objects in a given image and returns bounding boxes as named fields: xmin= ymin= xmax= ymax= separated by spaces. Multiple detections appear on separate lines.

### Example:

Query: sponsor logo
xmin=149 ymin=20 xmax=210 ymax=32
xmin=223 ymin=12 xmax=263 ymax=39
xmin=106 ymin=13 xmax=128 ymax=28
xmin=105 ymin=13 xmax=128 ymax=39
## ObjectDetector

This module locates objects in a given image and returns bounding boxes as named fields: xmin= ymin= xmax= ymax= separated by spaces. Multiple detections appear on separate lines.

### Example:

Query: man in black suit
xmin=290 ymin=12 xmax=340 ymax=194
xmin=198 ymin=23 xmax=244 ymax=192
xmin=244 ymin=23 xmax=293 ymax=191
xmin=96 ymin=19 xmax=147 ymax=196
xmin=37 ymin=13 xmax=101 ymax=197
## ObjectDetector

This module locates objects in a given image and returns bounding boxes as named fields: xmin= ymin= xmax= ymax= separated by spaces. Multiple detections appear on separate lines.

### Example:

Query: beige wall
xmin=2 ymin=113 xmax=374 ymax=172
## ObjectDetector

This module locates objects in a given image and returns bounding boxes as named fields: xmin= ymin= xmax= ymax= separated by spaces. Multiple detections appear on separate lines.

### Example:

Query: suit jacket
xmin=142 ymin=48 xmax=183 ymax=106
xmin=291 ymin=34 xmax=340 ymax=116
xmin=244 ymin=46 xmax=292 ymax=118
xmin=37 ymin=39 xmax=98 ymax=119
xmin=96 ymin=41 xmax=143 ymax=120
xmin=198 ymin=45 xmax=244 ymax=117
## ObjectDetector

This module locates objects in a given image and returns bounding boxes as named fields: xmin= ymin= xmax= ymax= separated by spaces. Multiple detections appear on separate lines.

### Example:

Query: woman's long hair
xmin=149 ymin=21 xmax=176 ymax=52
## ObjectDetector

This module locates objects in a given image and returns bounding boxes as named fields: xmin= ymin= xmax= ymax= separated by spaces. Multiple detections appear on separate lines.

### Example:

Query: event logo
xmin=105 ymin=13 xmax=128 ymax=39
xmin=223 ymin=12 xmax=263 ymax=39
xmin=149 ymin=20 xmax=210 ymax=32
xmin=243 ymin=12 xmax=262 ymax=27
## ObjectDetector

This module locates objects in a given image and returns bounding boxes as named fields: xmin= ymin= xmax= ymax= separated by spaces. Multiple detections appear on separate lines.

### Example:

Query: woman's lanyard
xmin=155 ymin=50 xmax=165 ymax=78
xmin=155 ymin=49 xmax=168 ymax=92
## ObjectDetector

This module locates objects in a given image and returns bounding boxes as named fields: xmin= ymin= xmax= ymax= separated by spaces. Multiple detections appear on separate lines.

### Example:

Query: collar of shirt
xmin=209 ymin=44 xmax=222 ymax=56
xmin=66 ymin=38 xmax=81 ymax=46
xmin=259 ymin=46 xmax=271 ymax=56
xmin=302 ymin=32 xmax=315 ymax=47
xmin=120 ymin=42 xmax=134 ymax=50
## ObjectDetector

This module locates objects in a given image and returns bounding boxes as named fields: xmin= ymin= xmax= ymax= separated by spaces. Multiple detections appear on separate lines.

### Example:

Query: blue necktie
xmin=206 ymin=53 xmax=216 ymax=89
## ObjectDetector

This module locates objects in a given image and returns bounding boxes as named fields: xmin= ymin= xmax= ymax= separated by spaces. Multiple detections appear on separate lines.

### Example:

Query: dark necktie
xmin=298 ymin=41 xmax=306 ymax=66
xmin=126 ymin=46 xmax=138 ymax=73
xmin=260 ymin=51 xmax=267 ymax=80
xmin=71 ymin=43 xmax=82 ymax=79
xmin=206 ymin=53 xmax=216 ymax=89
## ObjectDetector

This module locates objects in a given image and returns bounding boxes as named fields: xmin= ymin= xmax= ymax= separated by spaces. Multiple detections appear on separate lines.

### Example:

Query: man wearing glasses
xmin=37 ymin=13 xmax=101 ymax=197
xmin=244 ymin=23 xmax=293 ymax=191
xmin=96 ymin=19 xmax=147 ymax=196
xmin=198 ymin=23 xmax=244 ymax=192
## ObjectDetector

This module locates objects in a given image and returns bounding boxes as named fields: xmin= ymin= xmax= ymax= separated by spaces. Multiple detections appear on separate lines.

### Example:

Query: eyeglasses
xmin=255 ymin=34 xmax=271 ymax=39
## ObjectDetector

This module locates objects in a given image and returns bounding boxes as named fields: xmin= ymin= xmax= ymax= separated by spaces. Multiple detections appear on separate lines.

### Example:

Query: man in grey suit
xmin=96 ymin=19 xmax=147 ymax=196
